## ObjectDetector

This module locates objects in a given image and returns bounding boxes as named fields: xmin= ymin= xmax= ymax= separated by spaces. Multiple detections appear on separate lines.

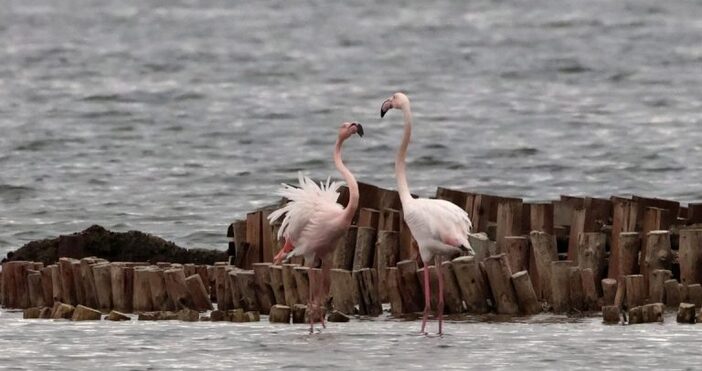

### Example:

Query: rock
xmin=292 ymin=304 xmax=307 ymax=324
xmin=627 ymin=306 xmax=643 ymax=324
xmin=39 ymin=307 xmax=52 ymax=319
xmin=51 ymin=302 xmax=75 ymax=319
xmin=228 ymin=309 xmax=248 ymax=322
xmin=246 ymin=311 xmax=260 ymax=322
xmin=177 ymin=309 xmax=200 ymax=322
xmin=23 ymin=307 xmax=42 ymax=319
xmin=642 ymin=303 xmax=664 ymax=323
xmin=327 ymin=310 xmax=350 ymax=323
xmin=210 ymin=310 xmax=227 ymax=322
xmin=106 ymin=311 xmax=130 ymax=321
xmin=268 ymin=305 xmax=291 ymax=324
xmin=677 ymin=303 xmax=696 ymax=324
xmin=602 ymin=305 xmax=620 ymax=324
xmin=72 ymin=305 xmax=102 ymax=321
xmin=5 ymin=225 xmax=227 ymax=266
xmin=138 ymin=311 xmax=178 ymax=321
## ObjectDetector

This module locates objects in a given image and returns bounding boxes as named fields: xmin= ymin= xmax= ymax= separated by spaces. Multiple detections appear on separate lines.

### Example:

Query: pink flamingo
xmin=380 ymin=92 xmax=474 ymax=335
xmin=267 ymin=122 xmax=363 ymax=333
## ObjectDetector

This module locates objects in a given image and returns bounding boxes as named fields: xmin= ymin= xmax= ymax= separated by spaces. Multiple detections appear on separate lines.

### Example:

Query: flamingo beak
xmin=380 ymin=99 xmax=392 ymax=118
xmin=352 ymin=123 xmax=364 ymax=137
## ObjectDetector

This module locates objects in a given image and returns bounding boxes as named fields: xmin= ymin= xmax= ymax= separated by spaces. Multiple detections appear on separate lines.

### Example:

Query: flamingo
xmin=380 ymin=92 xmax=474 ymax=335
xmin=267 ymin=121 xmax=363 ymax=333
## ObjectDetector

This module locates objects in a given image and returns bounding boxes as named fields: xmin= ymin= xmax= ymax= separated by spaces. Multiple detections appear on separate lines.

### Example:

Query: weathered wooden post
xmin=577 ymin=232 xmax=606 ymax=288
xmin=530 ymin=231 xmax=558 ymax=301
xmin=332 ymin=227 xmax=358 ymax=270
xmin=281 ymin=263 xmax=300 ymax=306
xmin=440 ymin=261 xmax=464 ymax=314
xmin=530 ymin=203 xmax=554 ymax=235
xmin=396 ymin=260 xmax=424 ymax=313
xmin=236 ymin=270 xmax=259 ymax=311
xmin=376 ymin=230 xmax=399 ymax=302
xmin=269 ymin=265 xmax=285 ymax=305
xmin=551 ymin=260 xmax=573 ymax=313
xmin=608 ymin=198 xmax=638 ymax=279
xmin=511 ymin=270 xmax=541 ymax=315
xmin=79 ymin=258 xmax=99 ymax=309
xmin=385 ymin=267 xmax=403 ymax=315
xmin=39 ymin=266 xmax=54 ymax=307
xmin=227 ymin=269 xmax=242 ymax=309
xmin=452 ymin=256 xmax=490 ymax=314
xmin=147 ymin=267 xmax=173 ymax=311
xmin=353 ymin=227 xmax=377 ymax=270
xmin=329 ymin=269 xmax=356 ymax=315
xmin=164 ymin=267 xmax=193 ymax=310
xmin=625 ymin=274 xmax=645 ymax=308
xmin=679 ymin=229 xmax=702 ymax=285
xmin=677 ymin=302 xmax=696 ymax=324
xmin=58 ymin=258 xmax=78 ymax=305
xmin=617 ymin=232 xmax=641 ymax=279
xmin=568 ymin=267 xmax=584 ymax=311
xmin=214 ymin=265 xmax=230 ymax=311
xmin=496 ymin=200 xmax=523 ymax=253
xmin=292 ymin=266 xmax=310 ymax=305
xmin=503 ymin=236 xmax=529 ymax=273
xmin=642 ymin=231 xmax=672 ymax=295
xmin=353 ymin=268 xmax=381 ymax=316
xmin=27 ymin=271 xmax=45 ymax=308
xmin=252 ymin=263 xmax=275 ymax=314
xmin=132 ymin=266 xmax=153 ymax=312
xmin=581 ymin=268 xmax=599 ymax=311
xmin=49 ymin=265 xmax=63 ymax=305
xmin=601 ymin=278 xmax=617 ymax=306
xmin=185 ymin=274 xmax=213 ymax=311
xmin=484 ymin=254 xmax=519 ymax=315
xmin=567 ymin=207 xmax=587 ymax=262
xmin=92 ymin=263 xmax=113 ymax=312
xmin=664 ymin=279 xmax=681 ymax=308
xmin=70 ymin=260 xmax=86 ymax=305
xmin=649 ymin=269 xmax=672 ymax=303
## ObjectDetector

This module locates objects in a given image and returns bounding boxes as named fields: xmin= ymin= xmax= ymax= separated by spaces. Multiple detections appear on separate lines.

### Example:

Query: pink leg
xmin=273 ymin=239 xmax=294 ymax=265
xmin=435 ymin=256 xmax=444 ymax=335
xmin=420 ymin=262 xmax=431 ymax=334
xmin=308 ymin=268 xmax=315 ymax=334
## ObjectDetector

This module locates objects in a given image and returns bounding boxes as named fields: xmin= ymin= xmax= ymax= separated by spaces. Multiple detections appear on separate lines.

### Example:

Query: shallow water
xmin=0 ymin=309 xmax=700 ymax=370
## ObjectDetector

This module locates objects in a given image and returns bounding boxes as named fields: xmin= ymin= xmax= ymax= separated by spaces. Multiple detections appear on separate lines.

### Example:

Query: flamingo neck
xmin=396 ymin=105 xmax=413 ymax=206
xmin=334 ymin=135 xmax=358 ymax=224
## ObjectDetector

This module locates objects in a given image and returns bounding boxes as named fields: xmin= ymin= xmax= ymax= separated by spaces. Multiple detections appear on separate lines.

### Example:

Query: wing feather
xmin=404 ymin=198 xmax=473 ymax=246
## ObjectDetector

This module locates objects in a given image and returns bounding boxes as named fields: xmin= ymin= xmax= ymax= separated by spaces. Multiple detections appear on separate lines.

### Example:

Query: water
xmin=0 ymin=310 xmax=700 ymax=370
xmin=1 ymin=0 xmax=702 ymax=368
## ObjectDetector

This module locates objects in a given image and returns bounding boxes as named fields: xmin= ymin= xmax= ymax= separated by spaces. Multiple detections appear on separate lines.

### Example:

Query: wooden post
xmin=376 ymin=230 xmax=399 ymax=302
xmin=39 ymin=266 xmax=54 ymax=307
xmin=608 ymin=197 xmax=638 ymax=278
xmin=452 ymin=256 xmax=490 ymax=314
xmin=147 ymin=268 xmax=173 ymax=311
xmin=385 ymin=267 xmax=403 ymax=315
xmin=269 ymin=265 xmax=285 ymax=305
xmin=396 ymin=260 xmax=424 ymax=313
xmin=581 ymin=268 xmax=599 ymax=311
xmin=269 ymin=304 xmax=291 ymax=323
xmin=677 ymin=302 xmax=696 ymax=324
xmin=79 ymin=258 xmax=99 ymax=309
xmin=332 ymin=226 xmax=358 ymax=270
xmin=358 ymin=208 xmax=380 ymax=229
xmin=569 ymin=267 xmax=584 ymax=311
xmin=688 ymin=203 xmax=702 ymax=225
xmin=70 ymin=260 xmax=85 ymax=305
xmin=641 ymin=207 xmax=671 ymax=243
xmin=292 ymin=266 xmax=310 ymax=305
xmin=132 ymin=267 xmax=153 ymax=312
xmin=252 ymin=263 xmax=275 ymax=314
xmin=602 ymin=306 xmax=620 ymax=324
xmin=379 ymin=208 xmax=401 ymax=232
xmin=92 ymin=263 xmax=113 ymax=312
xmin=642 ymin=231 xmax=672 ymax=295
xmin=49 ymin=264 xmax=63 ymax=305
xmin=329 ymin=269 xmax=356 ymax=315
xmin=440 ymin=261 xmax=464 ymax=314
xmin=577 ymin=232 xmax=606 ymax=288
xmin=618 ymin=232 xmax=641 ymax=279
xmin=214 ymin=265 xmax=230 ymax=311
xmin=164 ymin=268 xmax=193 ymax=310
xmin=567 ymin=207 xmax=587 ymax=262
xmin=649 ymin=269 xmax=672 ymax=304
xmin=353 ymin=268 xmax=381 ymax=316
xmin=511 ymin=270 xmax=541 ymax=315
xmin=185 ymin=274 xmax=213 ymax=311
xmin=664 ymin=279 xmax=681 ymax=308
xmin=281 ymin=263 xmax=300 ymax=306
xmin=58 ymin=258 xmax=78 ymax=305
xmin=679 ymin=229 xmax=702 ymax=285
xmin=688 ymin=284 xmax=702 ymax=309
xmin=530 ymin=231 xmax=558 ymax=301
xmin=551 ymin=260 xmax=573 ymax=314
xmin=628 ymin=306 xmax=643 ymax=324
xmin=484 ymin=254 xmax=519 ymax=315
xmin=27 ymin=271 xmax=45 ymax=308
xmin=625 ymin=274 xmax=645 ymax=308
xmin=468 ymin=233 xmax=493 ymax=263
xmin=503 ymin=236 xmax=529 ymax=273
xmin=109 ymin=263 xmax=127 ymax=313
xmin=530 ymin=203 xmax=554 ymax=235
xmin=227 ymin=269 xmax=242 ymax=309
xmin=353 ymin=226 xmax=376 ymax=270
xmin=245 ymin=211 xmax=263 ymax=269
xmin=496 ymin=200 xmax=522 ymax=253
xmin=236 ymin=270 xmax=259 ymax=311
xmin=601 ymin=278 xmax=617 ymax=306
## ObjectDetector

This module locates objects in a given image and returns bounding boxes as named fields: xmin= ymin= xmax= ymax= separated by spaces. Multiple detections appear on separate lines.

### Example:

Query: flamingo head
xmin=380 ymin=92 xmax=410 ymax=118
xmin=339 ymin=122 xmax=364 ymax=140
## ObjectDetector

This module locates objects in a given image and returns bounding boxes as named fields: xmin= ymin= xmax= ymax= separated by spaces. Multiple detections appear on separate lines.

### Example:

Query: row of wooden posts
xmin=4 ymin=182 xmax=702 ymax=323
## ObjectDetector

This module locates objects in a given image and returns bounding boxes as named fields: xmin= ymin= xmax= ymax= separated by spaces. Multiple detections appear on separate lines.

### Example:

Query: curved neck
xmin=334 ymin=136 xmax=358 ymax=224
xmin=396 ymin=105 xmax=413 ymax=205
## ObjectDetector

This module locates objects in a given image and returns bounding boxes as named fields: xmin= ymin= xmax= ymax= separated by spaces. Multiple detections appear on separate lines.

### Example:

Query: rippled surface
xmin=1 ymin=309 xmax=701 ymax=370
xmin=1 ymin=2 xmax=702 ymax=367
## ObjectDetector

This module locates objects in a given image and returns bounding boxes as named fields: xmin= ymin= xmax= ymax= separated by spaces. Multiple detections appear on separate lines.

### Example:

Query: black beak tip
xmin=380 ymin=108 xmax=386 ymax=118
xmin=353 ymin=123 xmax=364 ymax=137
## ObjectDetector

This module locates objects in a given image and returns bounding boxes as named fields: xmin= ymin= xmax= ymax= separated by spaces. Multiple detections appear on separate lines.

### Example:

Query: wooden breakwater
xmin=3 ymin=182 xmax=702 ymax=324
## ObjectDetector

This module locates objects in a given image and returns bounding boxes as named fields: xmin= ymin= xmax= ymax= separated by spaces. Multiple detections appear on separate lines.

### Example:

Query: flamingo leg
xmin=273 ymin=239 xmax=294 ymax=265
xmin=435 ymin=256 xmax=444 ymax=335
xmin=308 ymin=269 xmax=315 ymax=334
xmin=319 ymin=259 xmax=331 ymax=328
xmin=420 ymin=261 xmax=431 ymax=334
